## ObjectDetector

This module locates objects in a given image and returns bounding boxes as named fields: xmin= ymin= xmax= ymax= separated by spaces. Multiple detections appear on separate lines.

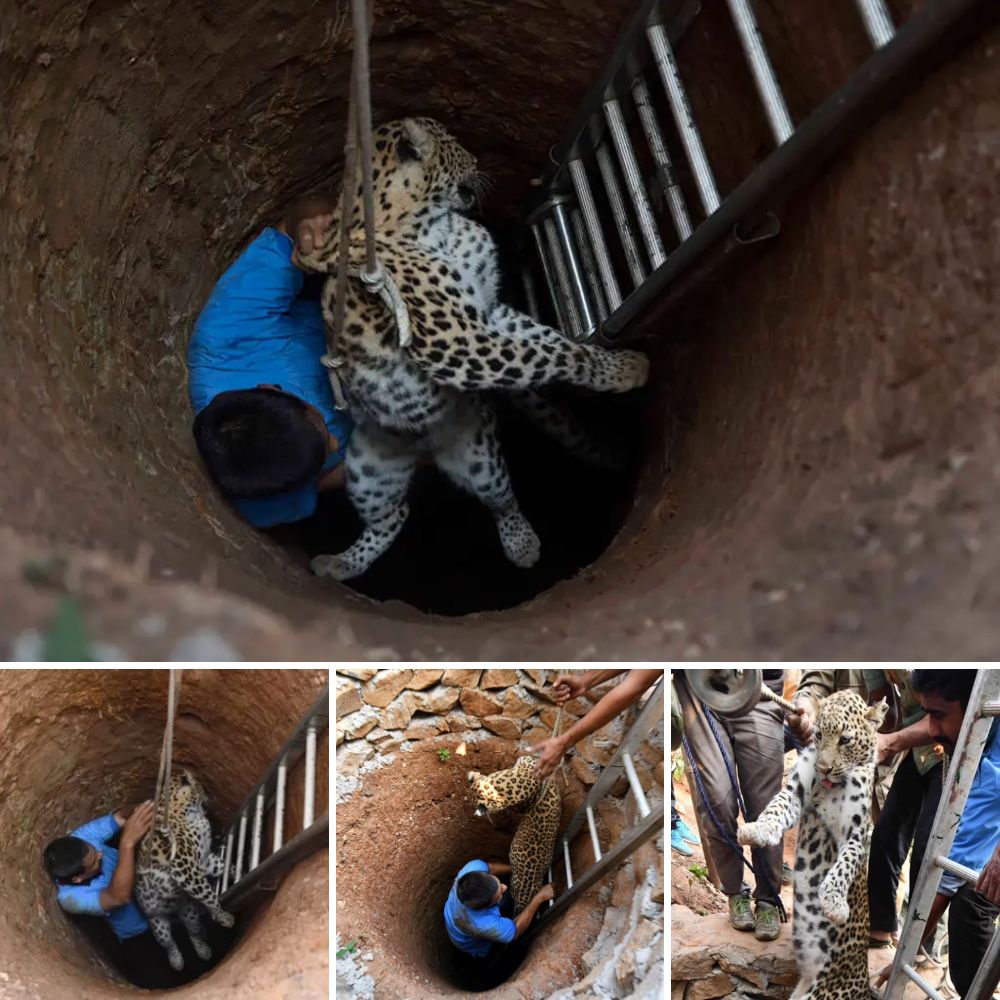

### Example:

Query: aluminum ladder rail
xmin=523 ymin=0 xmax=990 ymax=344
xmin=214 ymin=686 xmax=329 ymax=910
xmin=880 ymin=669 xmax=1000 ymax=1000
xmin=521 ymin=678 xmax=665 ymax=941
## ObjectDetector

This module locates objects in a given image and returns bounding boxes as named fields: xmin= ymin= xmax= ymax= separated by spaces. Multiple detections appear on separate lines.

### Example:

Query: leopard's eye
xmin=839 ymin=734 xmax=851 ymax=745
xmin=813 ymin=729 xmax=822 ymax=741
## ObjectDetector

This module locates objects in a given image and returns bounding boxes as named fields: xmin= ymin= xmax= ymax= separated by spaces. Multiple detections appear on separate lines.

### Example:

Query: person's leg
xmin=728 ymin=700 xmax=785 ymax=908
xmin=867 ymin=751 xmax=922 ymax=940
xmin=671 ymin=778 xmax=680 ymax=828
xmin=907 ymin=761 xmax=943 ymax=891
xmin=671 ymin=775 xmax=699 ymax=848
xmin=947 ymin=884 xmax=1000 ymax=998
xmin=675 ymin=678 xmax=748 ymax=900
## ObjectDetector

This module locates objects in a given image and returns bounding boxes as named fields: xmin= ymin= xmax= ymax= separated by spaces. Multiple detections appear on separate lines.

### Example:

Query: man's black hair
xmin=193 ymin=388 xmax=327 ymax=499
xmin=43 ymin=836 xmax=89 ymax=882
xmin=456 ymin=871 xmax=498 ymax=910
xmin=910 ymin=669 xmax=979 ymax=711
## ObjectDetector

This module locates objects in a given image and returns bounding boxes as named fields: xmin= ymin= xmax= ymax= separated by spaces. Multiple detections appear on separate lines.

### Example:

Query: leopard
xmin=467 ymin=756 xmax=561 ymax=916
xmin=737 ymin=691 xmax=888 ymax=1000
xmin=298 ymin=116 xmax=650 ymax=581
xmin=134 ymin=768 xmax=234 ymax=972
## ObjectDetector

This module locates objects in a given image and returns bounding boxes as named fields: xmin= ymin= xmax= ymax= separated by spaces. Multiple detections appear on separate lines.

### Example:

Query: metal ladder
xmin=879 ymin=669 xmax=1000 ymax=1000
xmin=523 ymin=0 xmax=986 ymax=343
xmin=214 ymin=686 xmax=329 ymax=910
xmin=522 ymin=677 xmax=665 ymax=941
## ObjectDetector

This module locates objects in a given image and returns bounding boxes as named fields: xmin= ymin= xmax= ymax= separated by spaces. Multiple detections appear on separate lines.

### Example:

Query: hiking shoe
xmin=671 ymin=828 xmax=694 ymax=856
xmin=729 ymin=893 xmax=754 ymax=931
xmin=754 ymin=904 xmax=780 ymax=941
xmin=674 ymin=817 xmax=699 ymax=846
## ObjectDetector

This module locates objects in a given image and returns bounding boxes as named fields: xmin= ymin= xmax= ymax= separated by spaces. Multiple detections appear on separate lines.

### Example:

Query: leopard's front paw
xmin=612 ymin=351 xmax=650 ymax=392
xmin=737 ymin=822 xmax=776 ymax=847
xmin=497 ymin=512 xmax=541 ymax=568
xmin=820 ymin=891 xmax=850 ymax=925
xmin=311 ymin=553 xmax=357 ymax=581
xmin=216 ymin=908 xmax=236 ymax=929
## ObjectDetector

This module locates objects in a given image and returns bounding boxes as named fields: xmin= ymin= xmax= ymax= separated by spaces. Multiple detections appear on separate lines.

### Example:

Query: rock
xmin=670 ymin=947 xmax=715 ymax=980
xmin=570 ymin=755 xmax=598 ymax=784
xmin=561 ymin=696 xmax=591 ymax=716
xmin=365 ymin=727 xmax=393 ymax=744
xmin=717 ymin=958 xmax=767 ymax=990
xmin=519 ymin=678 xmax=557 ymax=704
xmin=614 ymin=916 xmax=660 ymax=992
xmin=596 ymin=799 xmax=626 ymax=846
xmin=481 ymin=668 xmax=519 ymax=689
xmin=651 ymin=844 xmax=664 ymax=904
xmin=539 ymin=706 xmax=561 ymax=729
xmin=521 ymin=726 xmax=550 ymax=746
xmin=404 ymin=669 xmax=444 ymax=691
xmin=337 ymin=705 xmax=378 ymax=741
xmin=445 ymin=711 xmax=468 ymax=732
xmin=362 ymin=669 xmax=414 ymax=708
xmin=655 ymin=759 xmax=666 ymax=787
xmin=336 ymin=739 xmax=375 ymax=776
xmin=578 ymin=737 xmax=614 ymax=767
xmin=612 ymin=861 xmax=633 ymax=907
xmin=412 ymin=685 xmax=460 ymax=713
xmin=482 ymin=715 xmax=522 ymax=739
xmin=379 ymin=692 xmax=419 ymax=730
xmin=501 ymin=685 xmax=536 ymax=719
xmin=519 ymin=669 xmax=547 ymax=685
xmin=403 ymin=718 xmax=449 ymax=740
xmin=380 ymin=737 xmax=403 ymax=754
xmin=336 ymin=667 xmax=378 ymax=682
xmin=336 ymin=728 xmax=344 ymax=746
xmin=671 ymin=982 xmax=686 ymax=1000
xmin=684 ymin=970 xmax=734 ymax=1000
xmin=460 ymin=688 xmax=502 ymax=717
xmin=336 ymin=677 xmax=362 ymax=719
xmin=442 ymin=668 xmax=483 ymax=687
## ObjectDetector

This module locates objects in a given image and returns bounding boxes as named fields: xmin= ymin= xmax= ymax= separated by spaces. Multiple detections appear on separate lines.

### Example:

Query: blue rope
xmin=682 ymin=701 xmax=788 ymax=922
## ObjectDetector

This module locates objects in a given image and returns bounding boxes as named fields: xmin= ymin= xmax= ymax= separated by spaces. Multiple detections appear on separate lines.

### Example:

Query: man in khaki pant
xmin=674 ymin=670 xmax=785 ymax=941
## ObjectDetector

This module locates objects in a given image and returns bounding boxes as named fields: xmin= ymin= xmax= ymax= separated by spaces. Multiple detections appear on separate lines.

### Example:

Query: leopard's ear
xmin=514 ymin=756 xmax=534 ymax=770
xmin=467 ymin=770 xmax=482 ymax=785
xmin=866 ymin=698 xmax=889 ymax=729
xmin=398 ymin=118 xmax=432 ymax=163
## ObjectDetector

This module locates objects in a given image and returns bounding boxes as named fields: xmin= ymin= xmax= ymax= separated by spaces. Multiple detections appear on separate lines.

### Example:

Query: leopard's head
xmin=813 ymin=691 xmax=887 ymax=786
xmin=467 ymin=756 xmax=540 ymax=816
xmin=169 ymin=767 xmax=208 ymax=811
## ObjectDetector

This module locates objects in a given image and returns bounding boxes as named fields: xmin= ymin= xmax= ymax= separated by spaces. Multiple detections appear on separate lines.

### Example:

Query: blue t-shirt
xmin=187 ymin=227 xmax=353 ymax=528
xmin=443 ymin=859 xmax=516 ymax=958
xmin=56 ymin=813 xmax=150 ymax=940
xmin=939 ymin=718 xmax=1000 ymax=896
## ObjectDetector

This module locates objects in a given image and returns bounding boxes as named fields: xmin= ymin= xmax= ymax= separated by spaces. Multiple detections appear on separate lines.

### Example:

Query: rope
xmin=323 ymin=0 xmax=411 ymax=412
xmin=682 ymin=697 xmax=788 ymax=922
xmin=152 ymin=668 xmax=182 ymax=855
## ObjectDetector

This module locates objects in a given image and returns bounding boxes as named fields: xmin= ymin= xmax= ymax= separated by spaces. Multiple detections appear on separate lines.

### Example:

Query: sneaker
xmin=754 ymin=904 xmax=780 ymax=941
xmin=671 ymin=828 xmax=694 ymax=856
xmin=674 ymin=817 xmax=699 ymax=846
xmin=729 ymin=893 xmax=754 ymax=931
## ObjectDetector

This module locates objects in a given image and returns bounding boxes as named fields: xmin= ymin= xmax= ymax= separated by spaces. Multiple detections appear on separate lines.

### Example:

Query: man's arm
xmin=875 ymin=715 xmax=940 ymax=766
xmin=976 ymin=838 xmax=1000 ymax=906
xmin=487 ymin=862 xmax=511 ymax=876
xmin=512 ymin=885 xmax=555 ymax=939
xmin=532 ymin=669 xmax=662 ymax=777
xmin=99 ymin=801 xmax=156 ymax=910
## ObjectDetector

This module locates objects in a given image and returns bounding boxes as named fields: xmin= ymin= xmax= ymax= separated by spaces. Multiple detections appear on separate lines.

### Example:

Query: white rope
xmin=152 ymin=668 xmax=181 ymax=855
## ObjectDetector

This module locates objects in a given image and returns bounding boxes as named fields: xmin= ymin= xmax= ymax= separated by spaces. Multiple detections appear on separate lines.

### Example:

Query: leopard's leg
xmin=201 ymin=848 xmax=225 ymax=878
xmin=176 ymin=870 xmax=235 ymax=929
xmin=178 ymin=897 xmax=212 ymax=962
xmin=408 ymin=285 xmax=648 ymax=394
xmin=737 ymin=750 xmax=810 ymax=846
xmin=819 ymin=833 xmax=866 ymax=925
xmin=311 ymin=423 xmax=417 ymax=581
xmin=433 ymin=405 xmax=540 ymax=568
xmin=148 ymin=914 xmax=184 ymax=971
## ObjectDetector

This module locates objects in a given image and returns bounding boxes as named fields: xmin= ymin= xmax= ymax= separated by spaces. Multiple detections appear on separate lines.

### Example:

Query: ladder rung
xmin=602 ymin=97 xmax=666 ymax=270
xmin=531 ymin=223 xmax=571 ymax=333
xmin=622 ymin=752 xmax=651 ymax=819
xmin=933 ymin=854 xmax=980 ymax=884
xmin=250 ymin=789 xmax=265 ymax=870
xmin=853 ymin=0 xmax=895 ymax=49
xmin=543 ymin=216 xmax=583 ymax=337
xmin=595 ymin=142 xmax=645 ymax=288
xmin=631 ymin=74 xmax=692 ymax=243
xmin=521 ymin=267 xmax=541 ymax=321
xmin=724 ymin=0 xmax=794 ymax=145
xmin=220 ymin=829 xmax=234 ymax=896
xmin=546 ymin=866 xmax=554 ymax=908
xmin=273 ymin=757 xmax=287 ymax=852
xmin=568 ymin=158 xmax=622 ymax=311
xmin=646 ymin=22 xmax=721 ymax=216
xmin=902 ymin=963 xmax=948 ymax=1000
xmin=983 ymin=700 xmax=1000 ymax=717
xmin=234 ymin=812 xmax=248 ymax=883
xmin=570 ymin=208 xmax=608 ymax=324
xmin=304 ymin=720 xmax=317 ymax=831
xmin=552 ymin=200 xmax=596 ymax=335
xmin=563 ymin=838 xmax=574 ymax=889
xmin=586 ymin=806 xmax=602 ymax=862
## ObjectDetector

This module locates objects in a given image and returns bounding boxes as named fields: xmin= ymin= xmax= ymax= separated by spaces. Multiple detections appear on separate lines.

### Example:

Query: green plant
xmin=437 ymin=748 xmax=451 ymax=762
xmin=671 ymin=752 xmax=685 ymax=781
xmin=336 ymin=939 xmax=359 ymax=959
xmin=688 ymin=863 xmax=709 ymax=887
xmin=42 ymin=597 xmax=94 ymax=661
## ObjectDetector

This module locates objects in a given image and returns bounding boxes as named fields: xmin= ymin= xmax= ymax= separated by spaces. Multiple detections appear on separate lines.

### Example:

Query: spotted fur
xmin=737 ymin=692 xmax=887 ymax=999
xmin=466 ymin=756 xmax=560 ymax=916
xmin=134 ymin=769 xmax=234 ymax=972
xmin=300 ymin=117 xmax=649 ymax=581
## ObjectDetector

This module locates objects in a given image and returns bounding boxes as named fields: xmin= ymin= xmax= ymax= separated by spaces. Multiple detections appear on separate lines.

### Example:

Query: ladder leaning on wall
xmin=878 ymin=669 xmax=1000 ymax=1000
xmin=213 ymin=686 xmax=329 ymax=911
xmin=521 ymin=678 xmax=665 ymax=942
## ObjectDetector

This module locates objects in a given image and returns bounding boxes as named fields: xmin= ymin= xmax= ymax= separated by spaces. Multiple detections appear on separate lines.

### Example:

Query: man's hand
xmin=874 ymin=959 xmax=894 ymax=989
xmin=534 ymin=884 xmax=555 ymax=904
xmin=290 ymin=211 xmax=334 ymax=269
xmin=551 ymin=674 xmax=588 ymax=705
xmin=531 ymin=736 xmax=569 ymax=778
xmin=787 ymin=697 xmax=817 ymax=745
xmin=976 ymin=840 xmax=1000 ymax=905
xmin=120 ymin=800 xmax=156 ymax=849
xmin=875 ymin=732 xmax=897 ymax=767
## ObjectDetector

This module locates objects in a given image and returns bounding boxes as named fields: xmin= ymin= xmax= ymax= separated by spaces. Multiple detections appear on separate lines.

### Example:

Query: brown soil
xmin=336 ymin=736 xmax=619 ymax=999
xmin=3 ymin=1 xmax=999 ymax=658
xmin=0 ymin=669 xmax=329 ymax=999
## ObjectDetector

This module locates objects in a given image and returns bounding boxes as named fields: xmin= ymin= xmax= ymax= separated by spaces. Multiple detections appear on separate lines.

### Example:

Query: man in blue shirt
xmin=43 ymin=801 xmax=164 ymax=986
xmin=188 ymin=195 xmax=353 ymax=528
xmin=444 ymin=859 xmax=553 ymax=969
xmin=874 ymin=669 xmax=1000 ymax=999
